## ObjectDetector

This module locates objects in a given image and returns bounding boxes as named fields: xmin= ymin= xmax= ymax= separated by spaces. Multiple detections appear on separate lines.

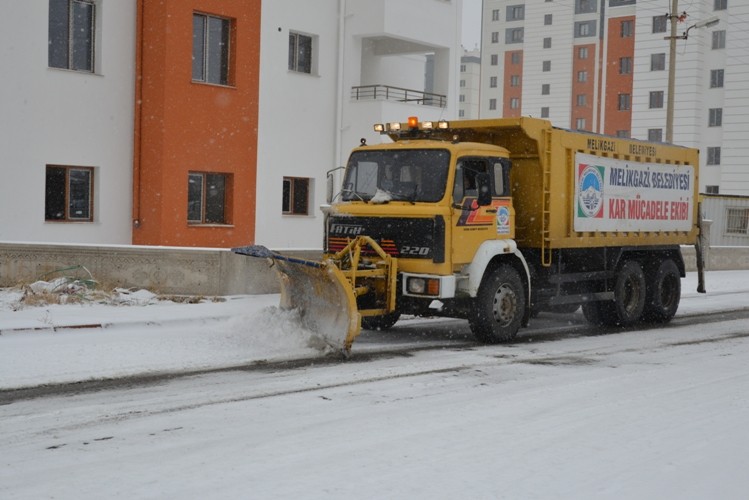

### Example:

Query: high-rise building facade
xmin=459 ymin=48 xmax=481 ymax=119
xmin=480 ymin=0 xmax=749 ymax=195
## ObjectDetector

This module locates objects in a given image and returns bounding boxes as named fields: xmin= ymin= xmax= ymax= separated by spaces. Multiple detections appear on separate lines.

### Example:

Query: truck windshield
xmin=341 ymin=149 xmax=450 ymax=203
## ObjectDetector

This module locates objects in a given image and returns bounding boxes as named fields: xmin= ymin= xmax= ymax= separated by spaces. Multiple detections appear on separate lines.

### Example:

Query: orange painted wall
xmin=133 ymin=0 xmax=261 ymax=247
xmin=503 ymin=50 xmax=523 ymax=117
xmin=603 ymin=16 xmax=635 ymax=136
xmin=570 ymin=44 xmax=595 ymax=131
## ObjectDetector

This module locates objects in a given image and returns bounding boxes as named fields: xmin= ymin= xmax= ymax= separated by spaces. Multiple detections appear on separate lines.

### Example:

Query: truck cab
xmin=326 ymin=131 xmax=529 ymax=335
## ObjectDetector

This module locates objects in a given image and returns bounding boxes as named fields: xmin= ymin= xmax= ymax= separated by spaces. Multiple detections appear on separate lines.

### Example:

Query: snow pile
xmin=225 ymin=305 xmax=337 ymax=356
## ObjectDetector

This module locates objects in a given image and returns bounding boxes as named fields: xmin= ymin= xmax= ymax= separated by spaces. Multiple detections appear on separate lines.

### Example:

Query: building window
xmin=289 ymin=31 xmax=315 ymax=74
xmin=576 ymin=0 xmax=597 ymax=13
xmin=507 ymin=5 xmax=525 ymax=21
xmin=541 ymin=107 xmax=549 ymax=118
xmin=490 ymin=76 xmax=498 ymax=88
xmin=48 ymin=0 xmax=95 ymax=72
xmin=707 ymin=147 xmax=721 ymax=165
xmin=616 ymin=130 xmax=631 ymax=138
xmin=705 ymin=185 xmax=719 ymax=194
xmin=618 ymin=93 xmax=631 ymax=110
xmin=621 ymin=20 xmax=633 ymax=37
xmin=712 ymin=30 xmax=726 ymax=49
xmin=489 ymin=99 xmax=497 ymax=111
xmin=193 ymin=13 xmax=231 ymax=85
xmin=652 ymin=15 xmax=667 ymax=33
xmin=576 ymin=118 xmax=586 ymax=130
xmin=576 ymin=94 xmax=587 ymax=106
xmin=710 ymin=69 xmax=724 ymax=88
xmin=651 ymin=53 xmax=666 ymax=71
xmin=510 ymin=75 xmax=521 ymax=87
xmin=460 ymin=64 xmax=466 ymax=72
xmin=511 ymin=51 xmax=522 ymax=64
xmin=543 ymin=37 xmax=552 ymax=49
xmin=577 ymin=70 xmax=588 ymax=82
xmin=648 ymin=128 xmax=663 ymax=142
xmin=506 ymin=28 xmax=524 ymax=44
xmin=188 ymin=173 xmax=230 ymax=224
xmin=492 ymin=9 xmax=500 ymax=21
xmin=491 ymin=54 xmax=498 ymax=65
xmin=709 ymin=108 xmax=723 ymax=127
xmin=578 ymin=46 xmax=589 ymax=59
xmin=544 ymin=14 xmax=553 ymax=25
xmin=282 ymin=177 xmax=310 ymax=215
xmin=542 ymin=60 xmax=551 ymax=72
xmin=491 ymin=31 xmax=500 ymax=43
xmin=610 ymin=0 xmax=636 ymax=5
xmin=575 ymin=21 xmax=596 ymax=38
xmin=619 ymin=57 xmax=632 ymax=74
xmin=649 ymin=91 xmax=664 ymax=108
xmin=459 ymin=110 xmax=465 ymax=118
xmin=510 ymin=98 xmax=520 ymax=109
xmin=714 ymin=0 xmax=727 ymax=10
xmin=542 ymin=84 xmax=550 ymax=95
xmin=45 ymin=165 xmax=94 ymax=222
xmin=725 ymin=209 xmax=749 ymax=235
xmin=459 ymin=94 xmax=466 ymax=103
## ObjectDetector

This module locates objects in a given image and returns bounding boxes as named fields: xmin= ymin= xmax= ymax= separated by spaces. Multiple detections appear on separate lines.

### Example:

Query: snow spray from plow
xmin=232 ymin=237 xmax=397 ymax=354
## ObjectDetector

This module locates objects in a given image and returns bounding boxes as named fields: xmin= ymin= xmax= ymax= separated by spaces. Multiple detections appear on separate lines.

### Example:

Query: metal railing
xmin=351 ymin=85 xmax=447 ymax=108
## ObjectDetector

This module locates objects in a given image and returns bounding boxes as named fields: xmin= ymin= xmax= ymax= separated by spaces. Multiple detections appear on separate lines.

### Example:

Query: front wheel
xmin=469 ymin=264 xmax=526 ymax=343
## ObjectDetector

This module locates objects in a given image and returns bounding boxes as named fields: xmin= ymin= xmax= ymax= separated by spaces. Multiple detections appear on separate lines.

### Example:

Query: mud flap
xmin=232 ymin=246 xmax=361 ymax=354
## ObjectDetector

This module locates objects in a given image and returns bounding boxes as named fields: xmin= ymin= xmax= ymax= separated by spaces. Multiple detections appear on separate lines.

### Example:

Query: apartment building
xmin=480 ymin=0 xmax=749 ymax=195
xmin=0 ymin=0 xmax=461 ymax=249
xmin=459 ymin=47 xmax=481 ymax=119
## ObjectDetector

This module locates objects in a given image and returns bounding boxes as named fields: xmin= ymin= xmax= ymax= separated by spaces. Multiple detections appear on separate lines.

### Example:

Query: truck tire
xmin=643 ymin=259 xmax=681 ymax=323
xmin=611 ymin=260 xmax=646 ymax=326
xmin=470 ymin=264 xmax=525 ymax=343
xmin=361 ymin=312 xmax=401 ymax=331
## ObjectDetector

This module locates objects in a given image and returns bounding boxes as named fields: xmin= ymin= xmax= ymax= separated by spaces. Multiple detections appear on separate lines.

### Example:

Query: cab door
xmin=450 ymin=157 xmax=514 ymax=266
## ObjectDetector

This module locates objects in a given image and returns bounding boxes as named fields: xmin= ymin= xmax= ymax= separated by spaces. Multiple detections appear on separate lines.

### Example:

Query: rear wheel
xmin=643 ymin=259 xmax=681 ymax=323
xmin=361 ymin=312 xmax=401 ymax=331
xmin=582 ymin=260 xmax=646 ymax=327
xmin=469 ymin=264 xmax=526 ymax=343
xmin=613 ymin=260 xmax=646 ymax=326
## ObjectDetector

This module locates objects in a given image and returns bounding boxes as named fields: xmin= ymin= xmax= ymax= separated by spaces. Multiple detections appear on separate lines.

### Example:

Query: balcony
xmin=351 ymin=84 xmax=446 ymax=108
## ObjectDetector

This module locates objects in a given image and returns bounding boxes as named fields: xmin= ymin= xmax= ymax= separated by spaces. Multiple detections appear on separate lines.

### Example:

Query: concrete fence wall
xmin=1 ymin=242 xmax=747 ymax=296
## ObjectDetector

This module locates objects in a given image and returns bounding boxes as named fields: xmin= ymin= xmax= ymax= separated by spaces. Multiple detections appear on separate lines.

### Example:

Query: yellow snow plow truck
xmin=234 ymin=117 xmax=705 ymax=353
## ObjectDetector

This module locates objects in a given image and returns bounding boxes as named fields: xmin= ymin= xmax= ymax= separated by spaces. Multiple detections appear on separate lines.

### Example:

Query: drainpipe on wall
xmin=334 ymin=0 xmax=347 ymax=181
xmin=132 ymin=0 xmax=145 ymax=230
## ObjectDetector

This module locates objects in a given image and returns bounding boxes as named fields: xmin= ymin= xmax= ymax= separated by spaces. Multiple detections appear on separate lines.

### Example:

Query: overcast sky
xmin=462 ymin=0 xmax=482 ymax=50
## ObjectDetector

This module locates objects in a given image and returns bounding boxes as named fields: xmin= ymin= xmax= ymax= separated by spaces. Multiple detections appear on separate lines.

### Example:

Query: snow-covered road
xmin=1 ymin=271 xmax=749 ymax=499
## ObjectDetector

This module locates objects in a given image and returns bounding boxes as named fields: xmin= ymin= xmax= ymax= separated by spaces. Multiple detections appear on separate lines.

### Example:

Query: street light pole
xmin=665 ymin=3 xmax=720 ymax=144
xmin=666 ymin=0 xmax=679 ymax=144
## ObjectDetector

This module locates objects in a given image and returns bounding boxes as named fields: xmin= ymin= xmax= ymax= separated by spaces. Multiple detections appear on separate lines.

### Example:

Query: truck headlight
xmin=406 ymin=277 xmax=440 ymax=296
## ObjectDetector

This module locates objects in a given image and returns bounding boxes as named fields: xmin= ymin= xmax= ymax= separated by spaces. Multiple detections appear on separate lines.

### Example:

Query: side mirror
xmin=326 ymin=172 xmax=334 ymax=204
xmin=475 ymin=172 xmax=492 ymax=206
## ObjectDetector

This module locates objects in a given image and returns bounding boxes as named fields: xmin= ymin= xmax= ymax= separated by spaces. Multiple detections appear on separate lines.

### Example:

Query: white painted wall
xmin=256 ymin=0 xmax=462 ymax=249
xmin=254 ymin=0 xmax=340 ymax=250
xmin=0 ymin=0 xmax=136 ymax=244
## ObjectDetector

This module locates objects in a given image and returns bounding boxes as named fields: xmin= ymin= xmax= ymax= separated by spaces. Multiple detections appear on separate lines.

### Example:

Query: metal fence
xmin=351 ymin=85 xmax=447 ymax=108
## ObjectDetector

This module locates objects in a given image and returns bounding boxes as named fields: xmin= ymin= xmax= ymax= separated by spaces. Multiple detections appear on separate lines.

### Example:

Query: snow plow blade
xmin=232 ymin=238 xmax=397 ymax=354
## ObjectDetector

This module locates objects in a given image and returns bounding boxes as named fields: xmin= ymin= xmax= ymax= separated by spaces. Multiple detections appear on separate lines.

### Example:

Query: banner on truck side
xmin=573 ymin=153 xmax=694 ymax=232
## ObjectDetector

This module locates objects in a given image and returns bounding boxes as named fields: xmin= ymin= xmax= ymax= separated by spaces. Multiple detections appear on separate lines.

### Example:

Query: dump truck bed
xmin=391 ymin=117 xmax=700 ymax=252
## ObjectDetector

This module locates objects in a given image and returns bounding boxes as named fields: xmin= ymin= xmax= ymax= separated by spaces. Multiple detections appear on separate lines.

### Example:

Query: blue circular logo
xmin=578 ymin=165 xmax=603 ymax=218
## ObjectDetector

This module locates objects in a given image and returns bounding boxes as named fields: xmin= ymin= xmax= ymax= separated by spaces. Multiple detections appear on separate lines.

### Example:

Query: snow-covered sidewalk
xmin=1 ymin=270 xmax=748 ymax=391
